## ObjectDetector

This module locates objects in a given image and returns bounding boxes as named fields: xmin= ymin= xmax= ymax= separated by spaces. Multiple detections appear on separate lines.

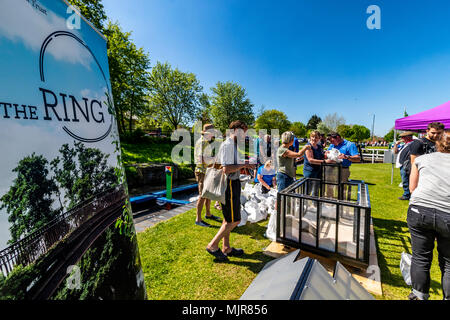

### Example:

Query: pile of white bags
xmin=237 ymin=183 xmax=278 ymax=227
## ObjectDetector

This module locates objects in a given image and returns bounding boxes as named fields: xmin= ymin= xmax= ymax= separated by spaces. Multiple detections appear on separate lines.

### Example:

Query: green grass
xmin=137 ymin=209 xmax=272 ymax=300
xmin=136 ymin=163 xmax=444 ymax=300
xmin=121 ymin=142 xmax=177 ymax=164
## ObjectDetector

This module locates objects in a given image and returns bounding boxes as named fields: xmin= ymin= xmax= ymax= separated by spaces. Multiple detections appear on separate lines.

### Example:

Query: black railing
xmin=0 ymin=187 xmax=126 ymax=277
xmin=277 ymin=164 xmax=371 ymax=268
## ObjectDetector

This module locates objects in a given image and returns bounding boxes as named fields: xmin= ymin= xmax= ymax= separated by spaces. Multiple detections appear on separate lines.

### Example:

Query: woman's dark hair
xmin=229 ymin=120 xmax=247 ymax=131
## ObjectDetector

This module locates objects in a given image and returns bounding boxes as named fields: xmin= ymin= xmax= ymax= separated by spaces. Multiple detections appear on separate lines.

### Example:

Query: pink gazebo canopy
xmin=395 ymin=100 xmax=450 ymax=131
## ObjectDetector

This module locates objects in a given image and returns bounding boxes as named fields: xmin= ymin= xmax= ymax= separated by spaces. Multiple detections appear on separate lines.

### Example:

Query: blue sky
xmin=103 ymin=0 xmax=450 ymax=136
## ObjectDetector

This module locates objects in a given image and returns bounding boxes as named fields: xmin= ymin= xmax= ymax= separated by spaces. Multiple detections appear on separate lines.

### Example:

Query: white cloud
xmin=0 ymin=0 xmax=93 ymax=68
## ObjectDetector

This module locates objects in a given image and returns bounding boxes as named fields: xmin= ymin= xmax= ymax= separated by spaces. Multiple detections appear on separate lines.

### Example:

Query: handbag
xmin=201 ymin=158 xmax=227 ymax=204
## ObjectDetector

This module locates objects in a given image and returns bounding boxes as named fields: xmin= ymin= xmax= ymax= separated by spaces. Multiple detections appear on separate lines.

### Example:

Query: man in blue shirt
xmin=325 ymin=132 xmax=361 ymax=198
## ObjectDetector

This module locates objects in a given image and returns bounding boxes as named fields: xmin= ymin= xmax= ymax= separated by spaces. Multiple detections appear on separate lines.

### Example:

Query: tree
xmin=290 ymin=121 xmax=307 ymax=138
xmin=323 ymin=113 xmax=345 ymax=132
xmin=306 ymin=114 xmax=322 ymax=130
xmin=209 ymin=81 xmax=255 ymax=132
xmin=0 ymin=154 xmax=59 ymax=244
xmin=384 ymin=129 xmax=395 ymax=142
xmin=67 ymin=0 xmax=107 ymax=31
xmin=350 ymin=125 xmax=371 ymax=142
xmin=337 ymin=124 xmax=353 ymax=139
xmin=51 ymin=142 xmax=117 ymax=209
xmin=197 ymin=93 xmax=213 ymax=124
xmin=316 ymin=122 xmax=331 ymax=136
xmin=255 ymin=109 xmax=291 ymax=133
xmin=105 ymin=22 xmax=151 ymax=134
xmin=148 ymin=62 xmax=203 ymax=130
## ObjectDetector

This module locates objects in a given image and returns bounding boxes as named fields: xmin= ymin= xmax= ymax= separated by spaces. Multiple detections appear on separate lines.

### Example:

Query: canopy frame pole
xmin=391 ymin=129 xmax=397 ymax=185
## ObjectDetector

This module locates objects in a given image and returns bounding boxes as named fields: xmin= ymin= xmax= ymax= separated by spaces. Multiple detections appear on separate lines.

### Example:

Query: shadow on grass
xmin=226 ymin=251 xmax=274 ymax=275
xmin=232 ymin=220 xmax=270 ymax=241
xmin=373 ymin=217 xmax=443 ymax=298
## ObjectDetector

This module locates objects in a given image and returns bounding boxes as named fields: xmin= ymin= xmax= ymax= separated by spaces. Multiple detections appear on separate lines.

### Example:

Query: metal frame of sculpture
xmin=276 ymin=164 xmax=371 ymax=268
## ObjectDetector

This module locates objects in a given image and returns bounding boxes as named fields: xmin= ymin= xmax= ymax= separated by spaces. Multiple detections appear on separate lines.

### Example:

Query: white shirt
xmin=217 ymin=137 xmax=240 ymax=180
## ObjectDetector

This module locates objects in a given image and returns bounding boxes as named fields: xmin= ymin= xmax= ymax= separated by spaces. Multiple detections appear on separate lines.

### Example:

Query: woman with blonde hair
xmin=254 ymin=159 xmax=276 ymax=194
xmin=276 ymin=131 xmax=310 ymax=192
xmin=407 ymin=132 xmax=450 ymax=300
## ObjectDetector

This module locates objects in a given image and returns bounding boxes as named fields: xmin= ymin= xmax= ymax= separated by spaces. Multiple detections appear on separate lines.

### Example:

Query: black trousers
xmin=407 ymin=204 xmax=450 ymax=300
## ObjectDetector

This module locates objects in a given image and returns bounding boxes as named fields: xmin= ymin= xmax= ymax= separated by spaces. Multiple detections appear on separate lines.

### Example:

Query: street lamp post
xmin=368 ymin=113 xmax=375 ymax=141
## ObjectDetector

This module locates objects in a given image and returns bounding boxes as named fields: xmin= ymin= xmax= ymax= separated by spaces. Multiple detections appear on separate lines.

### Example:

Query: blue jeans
xmin=303 ymin=168 xmax=320 ymax=196
xmin=276 ymin=172 xmax=294 ymax=193
xmin=400 ymin=166 xmax=411 ymax=198
xmin=407 ymin=204 xmax=450 ymax=300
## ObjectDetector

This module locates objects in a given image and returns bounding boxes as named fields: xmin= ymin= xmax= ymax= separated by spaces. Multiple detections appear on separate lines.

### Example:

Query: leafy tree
xmin=337 ymin=124 xmax=353 ymax=139
xmin=350 ymin=124 xmax=371 ymax=142
xmin=290 ymin=121 xmax=307 ymax=138
xmin=105 ymin=22 xmax=151 ymax=134
xmin=323 ymin=113 xmax=345 ymax=132
xmin=197 ymin=93 xmax=213 ymax=124
xmin=306 ymin=114 xmax=322 ymax=130
xmin=148 ymin=62 xmax=203 ymax=130
xmin=51 ymin=142 xmax=117 ymax=209
xmin=0 ymin=154 xmax=59 ymax=244
xmin=210 ymin=81 xmax=255 ymax=132
xmin=255 ymin=109 xmax=291 ymax=133
xmin=384 ymin=129 xmax=395 ymax=142
xmin=317 ymin=122 xmax=331 ymax=136
xmin=67 ymin=0 xmax=107 ymax=31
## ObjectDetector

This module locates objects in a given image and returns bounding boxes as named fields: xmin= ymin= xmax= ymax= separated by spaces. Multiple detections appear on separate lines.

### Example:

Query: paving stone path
xmin=133 ymin=202 xmax=197 ymax=233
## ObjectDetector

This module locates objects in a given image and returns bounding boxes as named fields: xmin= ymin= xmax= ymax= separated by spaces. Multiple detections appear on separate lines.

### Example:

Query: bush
xmin=119 ymin=129 xmax=173 ymax=144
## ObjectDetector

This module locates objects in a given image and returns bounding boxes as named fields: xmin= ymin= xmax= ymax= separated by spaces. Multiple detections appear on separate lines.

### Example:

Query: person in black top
xmin=394 ymin=131 xmax=415 ymax=200
xmin=409 ymin=122 xmax=445 ymax=169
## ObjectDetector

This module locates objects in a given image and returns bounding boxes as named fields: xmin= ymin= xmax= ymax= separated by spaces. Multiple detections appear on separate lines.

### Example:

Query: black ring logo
xmin=39 ymin=31 xmax=113 ymax=143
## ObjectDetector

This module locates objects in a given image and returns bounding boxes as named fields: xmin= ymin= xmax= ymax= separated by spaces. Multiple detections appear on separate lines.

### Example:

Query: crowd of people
xmin=193 ymin=121 xmax=361 ymax=262
xmin=192 ymin=119 xmax=450 ymax=301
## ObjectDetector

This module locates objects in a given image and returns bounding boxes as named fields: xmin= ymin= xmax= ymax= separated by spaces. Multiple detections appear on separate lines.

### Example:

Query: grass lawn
xmin=121 ymin=142 xmax=178 ymax=164
xmin=136 ymin=163 xmax=444 ymax=300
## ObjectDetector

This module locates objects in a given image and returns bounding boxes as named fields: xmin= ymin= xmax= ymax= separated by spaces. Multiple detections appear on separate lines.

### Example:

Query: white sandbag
xmin=265 ymin=211 xmax=277 ymax=241
xmin=265 ymin=196 xmax=276 ymax=210
xmin=246 ymin=201 xmax=265 ymax=223
xmin=189 ymin=196 xmax=199 ymax=202
xmin=237 ymin=206 xmax=248 ymax=227
xmin=327 ymin=148 xmax=343 ymax=163
xmin=242 ymin=183 xmax=255 ymax=198
xmin=268 ymin=188 xmax=278 ymax=197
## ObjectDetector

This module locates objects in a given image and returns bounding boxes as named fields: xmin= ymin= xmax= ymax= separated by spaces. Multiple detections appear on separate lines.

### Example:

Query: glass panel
xmin=323 ymin=182 xmax=339 ymax=200
xmin=323 ymin=165 xmax=339 ymax=184
xmin=337 ymin=205 xmax=357 ymax=259
xmin=342 ymin=183 xmax=357 ymax=202
xmin=301 ymin=199 xmax=317 ymax=247
xmin=359 ymin=209 xmax=366 ymax=260
xmin=318 ymin=202 xmax=337 ymax=252
xmin=285 ymin=197 xmax=299 ymax=242
xmin=333 ymin=262 xmax=375 ymax=300
xmin=299 ymin=261 xmax=341 ymax=300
